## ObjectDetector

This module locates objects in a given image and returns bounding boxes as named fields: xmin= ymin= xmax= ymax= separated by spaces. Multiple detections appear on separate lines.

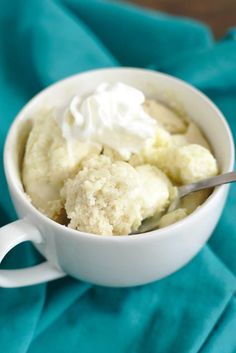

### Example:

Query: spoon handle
xmin=178 ymin=171 xmax=236 ymax=198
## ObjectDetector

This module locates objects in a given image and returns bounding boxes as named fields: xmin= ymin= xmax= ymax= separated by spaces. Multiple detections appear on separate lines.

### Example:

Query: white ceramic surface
xmin=0 ymin=68 xmax=234 ymax=288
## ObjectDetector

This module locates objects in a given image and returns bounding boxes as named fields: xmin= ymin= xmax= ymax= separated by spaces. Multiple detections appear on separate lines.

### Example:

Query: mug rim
xmin=4 ymin=67 xmax=235 ymax=242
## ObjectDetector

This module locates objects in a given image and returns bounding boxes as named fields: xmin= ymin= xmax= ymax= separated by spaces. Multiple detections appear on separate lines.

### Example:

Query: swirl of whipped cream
xmin=55 ymin=82 xmax=157 ymax=159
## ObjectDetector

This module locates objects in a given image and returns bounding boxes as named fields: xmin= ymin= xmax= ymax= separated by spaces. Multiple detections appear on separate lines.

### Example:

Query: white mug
xmin=0 ymin=68 xmax=234 ymax=288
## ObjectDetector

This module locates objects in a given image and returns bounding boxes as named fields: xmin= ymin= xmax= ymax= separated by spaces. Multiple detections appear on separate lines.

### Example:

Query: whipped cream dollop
xmin=55 ymin=82 xmax=157 ymax=158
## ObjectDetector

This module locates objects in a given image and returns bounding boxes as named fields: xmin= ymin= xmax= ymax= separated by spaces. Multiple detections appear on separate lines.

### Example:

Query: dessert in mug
xmin=22 ymin=83 xmax=218 ymax=236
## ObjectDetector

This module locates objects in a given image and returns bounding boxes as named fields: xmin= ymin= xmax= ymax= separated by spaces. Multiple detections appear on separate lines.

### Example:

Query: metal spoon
xmin=132 ymin=171 xmax=236 ymax=234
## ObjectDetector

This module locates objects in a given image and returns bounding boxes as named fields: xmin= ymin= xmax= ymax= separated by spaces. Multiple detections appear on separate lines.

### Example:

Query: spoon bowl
xmin=134 ymin=171 xmax=236 ymax=234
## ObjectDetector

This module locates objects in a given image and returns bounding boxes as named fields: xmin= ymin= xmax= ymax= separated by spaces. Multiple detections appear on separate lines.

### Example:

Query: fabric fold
xmin=18 ymin=0 xmax=117 ymax=86
xmin=63 ymin=0 xmax=214 ymax=68
xmin=199 ymin=296 xmax=236 ymax=353
xmin=0 ymin=0 xmax=235 ymax=352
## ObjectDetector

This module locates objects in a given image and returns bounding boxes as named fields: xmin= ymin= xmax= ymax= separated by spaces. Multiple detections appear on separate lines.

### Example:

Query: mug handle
xmin=0 ymin=219 xmax=65 ymax=287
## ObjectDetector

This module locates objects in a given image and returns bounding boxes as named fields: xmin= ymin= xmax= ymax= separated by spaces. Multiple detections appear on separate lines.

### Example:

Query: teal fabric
xmin=0 ymin=0 xmax=236 ymax=352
